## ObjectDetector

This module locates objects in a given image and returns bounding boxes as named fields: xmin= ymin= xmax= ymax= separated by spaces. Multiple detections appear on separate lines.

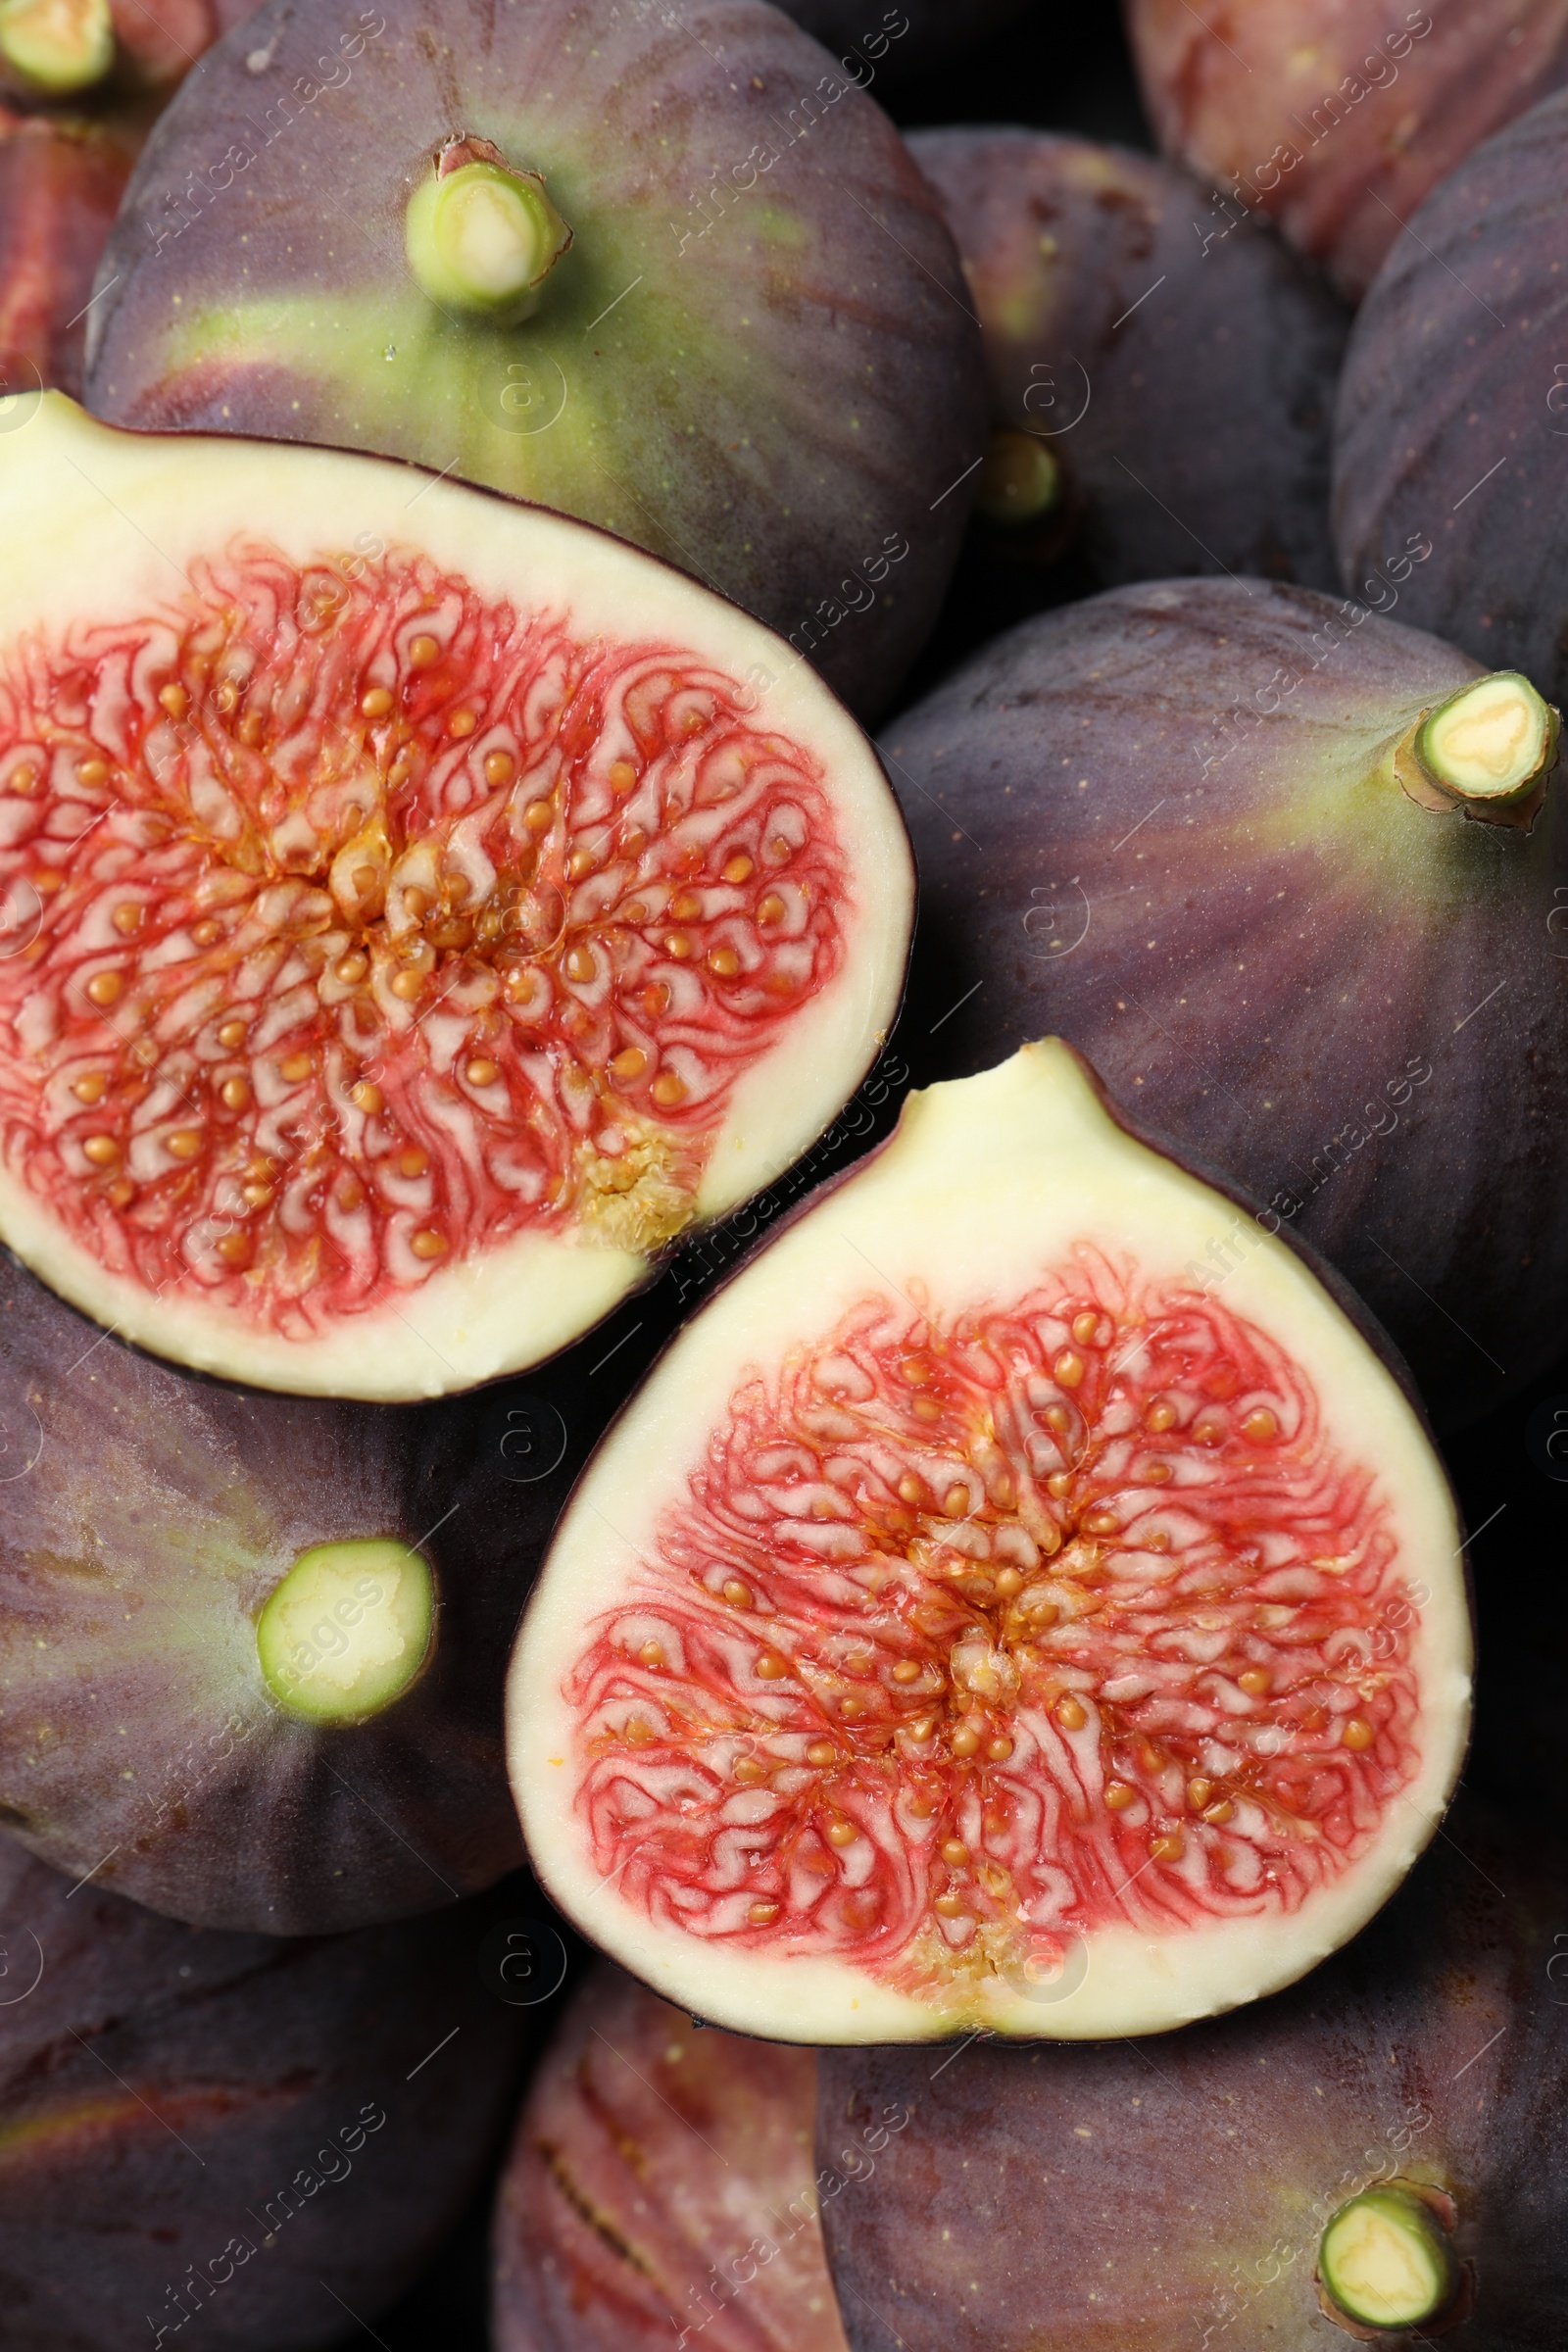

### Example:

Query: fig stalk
xmin=1316 ymin=2183 xmax=1460 ymax=2335
xmin=257 ymin=1537 xmax=435 ymax=1722
xmin=0 ymin=0 xmax=113 ymax=94
xmin=405 ymin=135 xmax=573 ymax=324
xmin=1387 ymin=669 xmax=1559 ymax=827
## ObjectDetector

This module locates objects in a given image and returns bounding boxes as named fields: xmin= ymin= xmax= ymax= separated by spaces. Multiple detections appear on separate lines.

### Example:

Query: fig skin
xmin=1125 ymin=0 xmax=1568 ymax=304
xmin=81 ymin=0 xmax=987 ymax=725
xmin=1334 ymin=87 xmax=1568 ymax=711
xmin=880 ymin=577 xmax=1568 ymax=1429
xmin=816 ymin=1798 xmax=1568 ymax=2352
xmin=909 ymin=128 xmax=1347 ymax=595
xmin=0 ymin=1244 xmax=610 ymax=1935
xmin=0 ymin=1833 xmax=531 ymax=2352
xmin=492 ymin=1960 xmax=851 ymax=2351
xmin=0 ymin=106 xmax=130 ymax=396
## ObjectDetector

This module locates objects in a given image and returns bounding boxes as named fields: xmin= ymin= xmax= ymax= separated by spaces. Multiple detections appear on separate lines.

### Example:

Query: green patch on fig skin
xmin=257 ymin=1538 xmax=434 ymax=1724
xmin=1317 ymin=2184 xmax=1459 ymax=2334
xmin=0 ymin=0 xmax=113 ymax=93
xmin=1390 ymin=670 xmax=1559 ymax=829
xmin=406 ymin=138 xmax=573 ymax=326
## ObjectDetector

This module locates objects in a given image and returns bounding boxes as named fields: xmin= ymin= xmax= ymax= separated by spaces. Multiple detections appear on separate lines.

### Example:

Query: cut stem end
xmin=0 ymin=0 xmax=113 ymax=93
xmin=976 ymin=429 xmax=1062 ymax=530
xmin=1317 ymin=2184 xmax=1459 ymax=2335
xmin=1396 ymin=669 xmax=1559 ymax=829
xmin=257 ymin=1537 xmax=435 ymax=1724
xmin=406 ymin=137 xmax=572 ymax=324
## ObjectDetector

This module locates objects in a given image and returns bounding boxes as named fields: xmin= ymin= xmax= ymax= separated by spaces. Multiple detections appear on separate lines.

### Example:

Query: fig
xmin=1333 ymin=87 xmax=1568 ymax=711
xmin=506 ymin=1042 xmax=1471 ymax=2044
xmin=0 ymin=397 xmax=910 ymax=1398
xmin=1124 ymin=0 xmax=1568 ymax=303
xmin=492 ymin=1958 xmax=851 ymax=2351
xmin=881 ymin=577 xmax=1568 ymax=1428
xmin=815 ymin=1797 xmax=1568 ymax=2350
xmin=909 ymin=128 xmax=1346 ymax=595
xmin=80 ymin=0 xmax=988 ymax=724
xmin=0 ymin=105 xmax=131 ymax=398
xmin=0 ymin=1239 xmax=621 ymax=1932
xmin=0 ymin=1832 xmax=529 ymax=2351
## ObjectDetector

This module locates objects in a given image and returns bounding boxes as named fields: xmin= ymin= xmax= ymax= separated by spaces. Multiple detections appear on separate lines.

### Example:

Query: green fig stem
xmin=406 ymin=135 xmax=573 ymax=325
xmin=257 ymin=1538 xmax=434 ymax=1725
xmin=1316 ymin=2184 xmax=1459 ymax=2335
xmin=0 ymin=0 xmax=113 ymax=93
xmin=1390 ymin=669 xmax=1559 ymax=829
xmin=976 ymin=429 xmax=1062 ymax=530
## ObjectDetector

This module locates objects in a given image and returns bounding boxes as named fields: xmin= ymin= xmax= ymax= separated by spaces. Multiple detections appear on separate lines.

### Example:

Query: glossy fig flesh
xmin=816 ymin=1797 xmax=1567 ymax=2351
xmin=82 ymin=0 xmax=988 ymax=724
xmin=882 ymin=577 xmax=1567 ymax=1429
xmin=507 ymin=1043 xmax=1470 ymax=2045
xmin=0 ymin=397 xmax=910 ymax=1398
xmin=492 ymin=1959 xmax=850 ymax=2352
xmin=1334 ymin=86 xmax=1568 ymax=713
xmin=0 ymin=1239 xmax=619 ymax=1932
xmin=1125 ymin=0 xmax=1568 ymax=303
xmin=0 ymin=1833 xmax=529 ymax=2351
xmin=910 ymin=129 xmax=1346 ymax=600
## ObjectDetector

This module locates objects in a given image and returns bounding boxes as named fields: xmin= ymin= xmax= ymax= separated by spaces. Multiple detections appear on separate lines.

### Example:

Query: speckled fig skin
xmin=910 ymin=127 xmax=1346 ymax=593
xmin=880 ymin=577 xmax=1568 ymax=1429
xmin=781 ymin=1 xmax=1029 ymax=74
xmin=0 ymin=110 xmax=133 ymax=397
xmin=0 ymin=1835 xmax=530 ymax=2352
xmin=1334 ymin=88 xmax=1568 ymax=712
xmin=817 ymin=1800 xmax=1568 ymax=2352
xmin=0 ymin=1246 xmax=611 ymax=1935
xmin=82 ymin=0 xmax=986 ymax=725
xmin=492 ymin=1960 xmax=851 ymax=2351
xmin=1125 ymin=0 xmax=1568 ymax=304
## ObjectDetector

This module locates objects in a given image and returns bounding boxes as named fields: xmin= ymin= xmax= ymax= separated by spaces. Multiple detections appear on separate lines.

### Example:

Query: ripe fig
xmin=1124 ymin=0 xmax=1568 ymax=303
xmin=815 ymin=1797 xmax=1568 ymax=2351
xmin=909 ymin=128 xmax=1346 ymax=595
xmin=0 ymin=105 xmax=130 ymax=397
xmin=1334 ymin=87 xmax=1568 ymax=712
xmin=492 ymin=1959 xmax=850 ymax=2351
xmin=506 ymin=1043 xmax=1471 ymax=2044
xmin=881 ymin=577 xmax=1567 ymax=1428
xmin=0 ymin=1834 xmax=529 ymax=2351
xmin=0 ymin=1242 xmax=625 ymax=1933
xmin=0 ymin=397 xmax=910 ymax=1398
xmin=81 ymin=0 xmax=988 ymax=724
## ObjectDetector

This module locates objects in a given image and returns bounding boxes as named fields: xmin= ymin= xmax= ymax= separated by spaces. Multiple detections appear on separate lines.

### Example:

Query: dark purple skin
xmin=782 ymin=0 xmax=1031 ymax=73
xmin=911 ymin=127 xmax=1347 ymax=593
xmin=81 ymin=0 xmax=987 ymax=724
xmin=817 ymin=1800 xmax=1568 ymax=2352
xmin=1334 ymin=85 xmax=1568 ymax=711
xmin=0 ymin=1245 xmax=606 ymax=1935
xmin=0 ymin=1836 xmax=530 ymax=2352
xmin=880 ymin=576 xmax=1568 ymax=1429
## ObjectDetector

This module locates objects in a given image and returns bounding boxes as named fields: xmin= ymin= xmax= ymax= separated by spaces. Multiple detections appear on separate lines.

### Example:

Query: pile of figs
xmin=1 ymin=2 xmax=1565 ymax=2347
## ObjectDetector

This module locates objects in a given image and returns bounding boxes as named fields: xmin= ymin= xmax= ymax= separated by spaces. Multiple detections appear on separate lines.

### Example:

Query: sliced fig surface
xmin=0 ymin=398 xmax=909 ymax=1397
xmin=492 ymin=1958 xmax=850 ymax=2352
xmin=816 ymin=1798 xmax=1568 ymax=2351
xmin=910 ymin=127 xmax=1346 ymax=596
xmin=881 ymin=577 xmax=1568 ymax=1428
xmin=82 ymin=0 xmax=988 ymax=723
xmin=507 ymin=1044 xmax=1471 ymax=2044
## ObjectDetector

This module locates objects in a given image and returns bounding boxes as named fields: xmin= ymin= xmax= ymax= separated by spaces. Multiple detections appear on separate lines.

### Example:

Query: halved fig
xmin=507 ymin=1043 xmax=1471 ymax=2044
xmin=0 ymin=1242 xmax=635 ymax=1933
xmin=816 ymin=1797 xmax=1567 ymax=2351
xmin=81 ymin=0 xmax=988 ymax=724
xmin=881 ymin=577 xmax=1568 ymax=1428
xmin=493 ymin=1959 xmax=851 ymax=2352
xmin=0 ymin=397 xmax=910 ymax=1397
xmin=0 ymin=1833 xmax=530 ymax=2352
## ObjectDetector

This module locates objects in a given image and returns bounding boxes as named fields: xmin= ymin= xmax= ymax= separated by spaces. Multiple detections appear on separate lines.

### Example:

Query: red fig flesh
xmin=507 ymin=1044 xmax=1470 ymax=2043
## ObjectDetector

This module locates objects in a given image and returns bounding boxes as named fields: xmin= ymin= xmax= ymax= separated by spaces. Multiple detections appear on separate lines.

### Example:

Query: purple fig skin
xmin=0 ymin=1246 xmax=599 ymax=1936
xmin=816 ymin=1799 xmax=1568 ymax=2352
xmin=879 ymin=576 xmax=1568 ymax=1429
xmin=1125 ymin=0 xmax=1568 ymax=304
xmin=80 ymin=0 xmax=986 ymax=725
xmin=492 ymin=1959 xmax=851 ymax=2352
xmin=780 ymin=1 xmax=1029 ymax=74
xmin=1334 ymin=86 xmax=1568 ymax=711
xmin=0 ymin=1835 xmax=530 ymax=2352
xmin=910 ymin=127 xmax=1347 ymax=593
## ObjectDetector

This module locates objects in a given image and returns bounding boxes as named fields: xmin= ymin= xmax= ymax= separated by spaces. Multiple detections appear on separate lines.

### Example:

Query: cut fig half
xmin=507 ymin=1043 xmax=1472 ymax=2044
xmin=0 ymin=397 xmax=910 ymax=1397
